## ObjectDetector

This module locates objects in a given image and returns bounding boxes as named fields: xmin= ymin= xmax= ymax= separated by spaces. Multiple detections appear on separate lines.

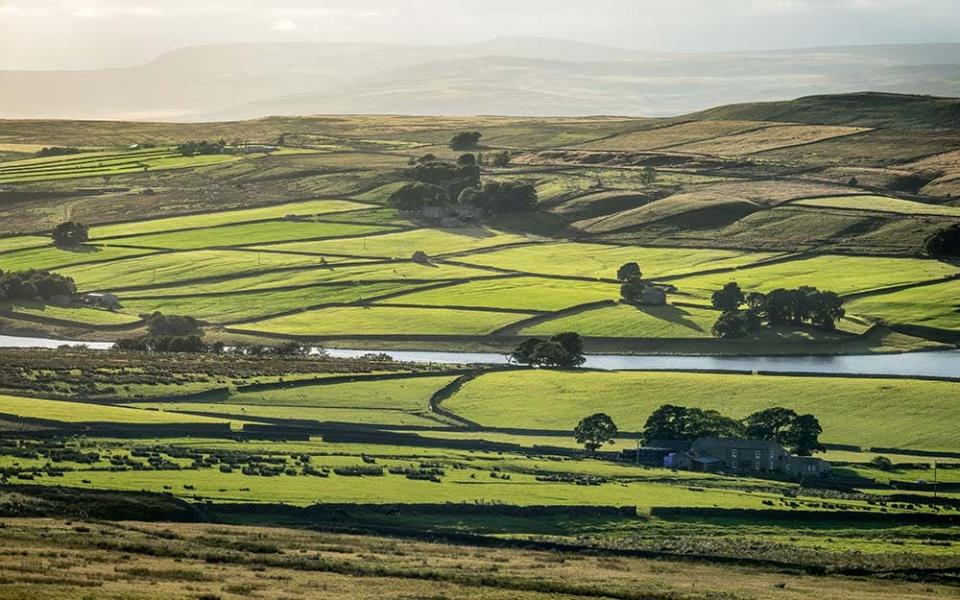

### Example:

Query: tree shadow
xmin=439 ymin=225 xmax=496 ymax=240
xmin=59 ymin=244 xmax=102 ymax=255
xmin=630 ymin=303 xmax=706 ymax=333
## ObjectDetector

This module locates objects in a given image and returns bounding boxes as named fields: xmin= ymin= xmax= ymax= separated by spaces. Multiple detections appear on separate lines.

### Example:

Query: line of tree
xmin=509 ymin=332 xmax=586 ymax=368
xmin=643 ymin=404 xmax=824 ymax=455
xmin=176 ymin=140 xmax=226 ymax=156
xmin=0 ymin=269 xmax=77 ymax=302
xmin=36 ymin=146 xmax=82 ymax=157
xmin=405 ymin=157 xmax=481 ymax=202
xmin=458 ymin=180 xmax=537 ymax=214
xmin=710 ymin=282 xmax=845 ymax=339
xmin=51 ymin=221 xmax=89 ymax=247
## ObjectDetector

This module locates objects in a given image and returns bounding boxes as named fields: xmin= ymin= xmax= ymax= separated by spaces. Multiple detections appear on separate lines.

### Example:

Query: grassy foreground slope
xmin=445 ymin=370 xmax=960 ymax=451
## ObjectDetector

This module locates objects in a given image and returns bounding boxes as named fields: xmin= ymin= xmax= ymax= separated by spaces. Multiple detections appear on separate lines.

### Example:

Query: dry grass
xmin=0 ymin=518 xmax=955 ymax=600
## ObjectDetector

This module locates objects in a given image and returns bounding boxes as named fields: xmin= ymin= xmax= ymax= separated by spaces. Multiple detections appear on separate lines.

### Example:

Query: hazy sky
xmin=1 ymin=0 xmax=958 ymax=70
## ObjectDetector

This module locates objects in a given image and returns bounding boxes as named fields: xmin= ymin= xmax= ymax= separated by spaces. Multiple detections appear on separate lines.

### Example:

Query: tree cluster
xmin=51 ymin=221 xmax=89 ymax=247
xmin=644 ymin=404 xmax=824 ymax=456
xmin=36 ymin=146 xmax=82 ymax=157
xmin=146 ymin=313 xmax=203 ymax=337
xmin=509 ymin=332 xmax=586 ymax=368
xmin=405 ymin=159 xmax=480 ymax=202
xmin=449 ymin=131 xmax=482 ymax=151
xmin=0 ymin=269 xmax=77 ymax=302
xmin=926 ymin=224 xmax=960 ymax=258
xmin=176 ymin=140 xmax=226 ymax=156
xmin=387 ymin=182 xmax=449 ymax=212
xmin=458 ymin=180 xmax=537 ymax=214
xmin=710 ymin=282 xmax=845 ymax=339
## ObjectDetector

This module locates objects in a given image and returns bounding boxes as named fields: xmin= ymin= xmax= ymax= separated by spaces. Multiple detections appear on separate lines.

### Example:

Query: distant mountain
xmin=2 ymin=39 xmax=960 ymax=121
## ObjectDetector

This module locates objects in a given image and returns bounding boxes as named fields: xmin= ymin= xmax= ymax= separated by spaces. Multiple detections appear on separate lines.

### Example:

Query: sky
xmin=1 ymin=0 xmax=958 ymax=70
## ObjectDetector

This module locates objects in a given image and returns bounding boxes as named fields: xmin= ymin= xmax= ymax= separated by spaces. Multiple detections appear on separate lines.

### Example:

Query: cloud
xmin=271 ymin=18 xmax=297 ymax=31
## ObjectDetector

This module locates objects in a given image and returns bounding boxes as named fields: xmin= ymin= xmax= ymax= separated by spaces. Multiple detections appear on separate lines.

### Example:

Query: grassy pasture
xmin=254 ymin=227 xmax=534 ymax=259
xmin=386 ymin=276 xmax=619 ymax=312
xmin=672 ymin=254 xmax=960 ymax=301
xmin=0 ymin=394 xmax=230 ymax=424
xmin=846 ymin=279 xmax=960 ymax=331
xmin=0 ymin=235 xmax=50 ymax=254
xmin=234 ymin=305 xmax=529 ymax=336
xmin=135 ymin=402 xmax=444 ymax=427
xmin=0 ymin=147 xmax=242 ymax=183
xmin=125 ymin=261 xmax=495 ymax=297
xmin=793 ymin=194 xmax=960 ymax=217
xmin=121 ymin=282 xmax=428 ymax=324
xmin=6 ymin=302 xmax=142 ymax=326
xmin=456 ymin=242 xmax=781 ymax=280
xmin=0 ymin=243 xmax=157 ymax=271
xmin=60 ymin=250 xmax=330 ymax=291
xmin=445 ymin=370 xmax=960 ymax=451
xmin=106 ymin=220 xmax=395 ymax=250
xmin=523 ymin=302 xmax=717 ymax=338
xmin=575 ymin=193 xmax=759 ymax=233
xmin=672 ymin=124 xmax=868 ymax=155
xmin=90 ymin=199 xmax=370 ymax=239
xmin=227 ymin=375 xmax=458 ymax=410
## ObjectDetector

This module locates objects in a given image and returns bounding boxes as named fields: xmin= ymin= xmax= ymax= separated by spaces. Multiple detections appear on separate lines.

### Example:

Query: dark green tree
xmin=711 ymin=282 xmax=744 ymax=312
xmin=491 ymin=151 xmax=511 ymax=168
xmin=51 ymin=221 xmax=89 ymax=247
xmin=744 ymin=407 xmax=799 ymax=442
xmin=711 ymin=309 xmax=761 ymax=339
xmin=782 ymin=414 xmax=825 ymax=456
xmin=387 ymin=182 xmax=449 ymax=211
xmin=809 ymin=291 xmax=845 ymax=331
xmin=616 ymin=262 xmax=643 ymax=282
xmin=509 ymin=332 xmax=586 ymax=368
xmin=146 ymin=313 xmax=202 ymax=338
xmin=574 ymin=413 xmax=618 ymax=452
xmin=926 ymin=224 xmax=960 ymax=258
xmin=456 ymin=153 xmax=476 ymax=167
xmin=449 ymin=131 xmax=482 ymax=150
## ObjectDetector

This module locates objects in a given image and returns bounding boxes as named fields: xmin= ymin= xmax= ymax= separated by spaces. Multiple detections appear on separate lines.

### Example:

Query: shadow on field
xmin=633 ymin=304 xmax=705 ymax=333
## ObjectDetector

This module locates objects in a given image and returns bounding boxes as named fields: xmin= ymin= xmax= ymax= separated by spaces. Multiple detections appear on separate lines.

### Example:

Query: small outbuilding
xmin=82 ymin=292 xmax=121 ymax=310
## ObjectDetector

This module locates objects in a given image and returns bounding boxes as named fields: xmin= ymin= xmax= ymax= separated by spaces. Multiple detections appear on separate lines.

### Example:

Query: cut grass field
xmin=134 ymin=402 xmax=444 ymax=427
xmin=793 ymin=194 xmax=960 ymax=217
xmin=0 ymin=243 xmax=158 ymax=271
xmin=386 ymin=276 xmax=620 ymax=312
xmin=6 ymin=302 xmax=142 ymax=326
xmin=0 ymin=394 xmax=231 ymax=424
xmin=233 ymin=305 xmax=529 ymax=336
xmin=60 ymin=250 xmax=331 ymax=290
xmin=578 ymin=120 xmax=770 ymax=151
xmin=89 ymin=198 xmax=370 ymax=239
xmin=846 ymin=279 xmax=960 ymax=331
xmin=456 ymin=242 xmax=781 ymax=280
xmin=106 ymin=219 xmax=395 ymax=250
xmin=0 ymin=235 xmax=51 ymax=254
xmin=671 ymin=124 xmax=868 ymax=155
xmin=254 ymin=226 xmax=535 ymax=259
xmin=444 ymin=370 xmax=960 ymax=452
xmin=0 ymin=146 xmax=242 ymax=183
xmin=120 ymin=282 xmax=428 ymax=324
xmin=671 ymin=254 xmax=960 ymax=301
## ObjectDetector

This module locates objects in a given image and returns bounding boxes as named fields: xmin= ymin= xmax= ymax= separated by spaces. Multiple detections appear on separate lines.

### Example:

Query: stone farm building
xmin=634 ymin=438 xmax=830 ymax=478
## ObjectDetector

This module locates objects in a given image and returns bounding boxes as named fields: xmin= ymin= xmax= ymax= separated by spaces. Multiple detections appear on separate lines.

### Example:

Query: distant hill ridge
xmin=693 ymin=92 xmax=960 ymax=130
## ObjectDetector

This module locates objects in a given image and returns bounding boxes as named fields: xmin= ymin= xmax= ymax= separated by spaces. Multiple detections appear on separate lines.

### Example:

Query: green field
xmin=90 ymin=199 xmax=370 ymax=239
xmin=387 ymin=276 xmax=620 ymax=312
xmin=444 ymin=370 xmax=960 ymax=452
xmin=0 ymin=235 xmax=52 ymax=254
xmin=846 ymin=279 xmax=960 ymax=330
xmin=254 ymin=226 xmax=534 ymax=258
xmin=132 ymin=402 xmax=444 ymax=427
xmin=456 ymin=242 xmax=781 ymax=280
xmin=672 ymin=255 xmax=960 ymax=300
xmin=793 ymin=194 xmax=960 ymax=217
xmin=7 ymin=302 xmax=142 ymax=326
xmin=0 ymin=394 xmax=231 ymax=424
xmin=234 ymin=305 xmax=529 ymax=336
xmin=523 ymin=302 xmax=718 ymax=337
xmin=0 ymin=243 xmax=158 ymax=271
xmin=226 ymin=375 xmax=459 ymax=410
xmin=107 ymin=220 xmax=395 ymax=250
xmin=60 ymin=250 xmax=329 ymax=290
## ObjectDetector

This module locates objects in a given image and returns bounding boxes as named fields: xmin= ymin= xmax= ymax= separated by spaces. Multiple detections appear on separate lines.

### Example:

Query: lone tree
xmin=51 ymin=221 xmax=88 ymax=247
xmin=782 ymin=414 xmax=825 ymax=456
xmin=574 ymin=413 xmax=618 ymax=452
xmin=449 ymin=131 xmax=482 ymax=150
xmin=491 ymin=151 xmax=511 ymax=168
xmin=616 ymin=262 xmax=643 ymax=283
xmin=146 ymin=313 xmax=203 ymax=338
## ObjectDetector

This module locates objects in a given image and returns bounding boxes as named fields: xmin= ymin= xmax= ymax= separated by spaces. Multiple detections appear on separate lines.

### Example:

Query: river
xmin=3 ymin=334 xmax=956 ymax=379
